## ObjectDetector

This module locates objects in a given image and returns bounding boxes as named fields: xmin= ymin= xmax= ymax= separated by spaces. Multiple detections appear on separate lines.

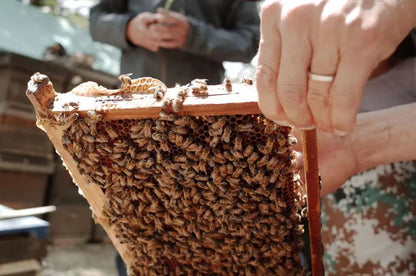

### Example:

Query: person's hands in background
xmin=126 ymin=12 xmax=161 ymax=52
xmin=151 ymin=8 xmax=190 ymax=49
xmin=126 ymin=8 xmax=190 ymax=52
xmin=256 ymin=0 xmax=416 ymax=135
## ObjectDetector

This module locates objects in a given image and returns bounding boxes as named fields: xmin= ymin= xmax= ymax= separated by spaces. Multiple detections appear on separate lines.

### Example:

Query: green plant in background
xmin=164 ymin=0 xmax=175 ymax=11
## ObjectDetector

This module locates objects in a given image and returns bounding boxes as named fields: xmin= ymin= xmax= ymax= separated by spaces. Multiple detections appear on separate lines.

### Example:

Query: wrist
xmin=351 ymin=103 xmax=416 ymax=173
xmin=125 ymin=18 xmax=135 ymax=45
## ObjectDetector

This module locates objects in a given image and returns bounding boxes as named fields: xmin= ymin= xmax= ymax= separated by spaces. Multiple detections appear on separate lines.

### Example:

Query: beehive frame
xmin=27 ymin=73 xmax=309 ymax=275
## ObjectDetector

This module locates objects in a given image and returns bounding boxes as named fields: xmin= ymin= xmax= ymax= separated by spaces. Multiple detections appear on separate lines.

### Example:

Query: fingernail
xmin=299 ymin=125 xmax=316 ymax=130
xmin=274 ymin=121 xmax=292 ymax=127
xmin=334 ymin=129 xmax=347 ymax=137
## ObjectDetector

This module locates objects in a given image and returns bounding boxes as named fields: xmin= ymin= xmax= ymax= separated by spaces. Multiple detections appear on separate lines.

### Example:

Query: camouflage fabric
xmin=321 ymin=161 xmax=416 ymax=275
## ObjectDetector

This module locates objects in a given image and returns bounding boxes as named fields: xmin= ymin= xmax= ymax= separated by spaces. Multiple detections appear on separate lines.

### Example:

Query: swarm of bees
xmin=60 ymin=111 xmax=305 ymax=275
xmin=28 ymin=73 xmax=306 ymax=275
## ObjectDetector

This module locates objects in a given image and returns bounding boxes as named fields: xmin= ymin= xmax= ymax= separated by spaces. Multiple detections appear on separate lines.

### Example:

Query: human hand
xmin=148 ymin=8 xmax=190 ymax=49
xmin=294 ymin=101 xmax=416 ymax=195
xmin=293 ymin=129 xmax=357 ymax=196
xmin=256 ymin=0 xmax=416 ymax=135
xmin=126 ymin=12 xmax=161 ymax=52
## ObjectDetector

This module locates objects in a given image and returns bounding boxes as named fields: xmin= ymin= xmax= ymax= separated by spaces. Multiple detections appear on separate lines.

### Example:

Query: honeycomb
xmin=27 ymin=73 xmax=307 ymax=275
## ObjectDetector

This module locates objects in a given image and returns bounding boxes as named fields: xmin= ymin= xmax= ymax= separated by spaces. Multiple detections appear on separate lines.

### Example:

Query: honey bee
xmin=210 ymin=118 xmax=226 ymax=136
xmin=87 ymin=152 xmax=100 ymax=163
xmin=223 ymin=77 xmax=232 ymax=92
xmin=288 ymin=135 xmax=297 ymax=146
xmin=253 ymin=169 xmax=265 ymax=182
xmin=241 ymin=77 xmax=253 ymax=85
xmin=173 ymin=116 xmax=191 ymax=127
xmin=136 ymin=151 xmax=150 ymax=159
xmin=237 ymin=123 xmax=253 ymax=132
xmin=276 ymin=133 xmax=287 ymax=146
xmin=180 ymin=137 xmax=193 ymax=149
xmin=172 ymin=98 xmax=183 ymax=113
xmin=105 ymin=126 xmax=118 ymax=139
xmin=87 ymin=110 xmax=104 ymax=121
xmin=226 ymin=176 xmax=240 ymax=185
xmin=152 ymin=86 xmax=166 ymax=101
xmin=171 ymin=126 xmax=188 ymax=135
xmin=127 ymin=145 xmax=136 ymax=158
xmin=174 ymin=155 xmax=187 ymax=163
xmin=151 ymin=132 xmax=167 ymax=142
xmin=130 ymin=121 xmax=145 ymax=132
xmin=81 ymin=135 xmax=95 ymax=143
xmin=301 ymin=207 xmax=308 ymax=218
xmin=126 ymin=158 xmax=136 ymax=170
xmin=187 ymin=143 xmax=202 ymax=153
xmin=243 ymin=145 xmax=254 ymax=157
xmin=202 ymin=191 xmax=216 ymax=201
xmin=77 ymin=121 xmax=89 ymax=134
xmin=199 ymin=147 xmax=210 ymax=160
xmin=59 ymin=112 xmax=79 ymax=130
xmin=190 ymin=79 xmax=208 ymax=95
xmin=247 ymin=151 xmax=259 ymax=164
xmin=213 ymin=149 xmax=226 ymax=162
xmin=209 ymin=136 xmax=220 ymax=148
xmin=258 ymin=136 xmax=276 ymax=155
xmin=221 ymin=126 xmax=232 ymax=143
xmin=197 ymin=161 xmax=207 ymax=174
xmin=230 ymin=149 xmax=243 ymax=159
xmin=142 ymin=120 xmax=153 ymax=138
xmin=211 ymin=166 xmax=220 ymax=179
xmin=231 ymin=167 xmax=243 ymax=178
xmin=242 ymin=172 xmax=252 ymax=184
xmin=223 ymin=150 xmax=234 ymax=162
xmin=146 ymin=140 xmax=157 ymax=151
xmin=219 ymin=165 xmax=228 ymax=178
xmin=256 ymin=155 xmax=269 ymax=168
xmin=233 ymin=136 xmax=243 ymax=151
xmin=144 ymin=157 xmax=155 ymax=169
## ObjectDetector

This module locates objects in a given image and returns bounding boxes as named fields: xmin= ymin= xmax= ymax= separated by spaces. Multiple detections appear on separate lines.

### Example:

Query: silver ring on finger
xmin=308 ymin=72 xmax=334 ymax=82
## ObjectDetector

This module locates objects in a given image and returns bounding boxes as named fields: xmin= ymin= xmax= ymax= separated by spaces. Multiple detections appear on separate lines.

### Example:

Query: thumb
xmin=138 ymin=12 xmax=159 ymax=26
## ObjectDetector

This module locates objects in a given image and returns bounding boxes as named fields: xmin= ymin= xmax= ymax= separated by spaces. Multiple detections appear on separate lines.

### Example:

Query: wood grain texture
xmin=301 ymin=129 xmax=323 ymax=276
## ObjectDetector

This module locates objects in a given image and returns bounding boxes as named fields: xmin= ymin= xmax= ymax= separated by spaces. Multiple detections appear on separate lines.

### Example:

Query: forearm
xmin=352 ymin=102 xmax=416 ymax=173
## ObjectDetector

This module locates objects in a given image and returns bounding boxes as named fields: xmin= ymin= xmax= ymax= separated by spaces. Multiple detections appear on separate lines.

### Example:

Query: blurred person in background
xmin=89 ymin=0 xmax=260 ymax=87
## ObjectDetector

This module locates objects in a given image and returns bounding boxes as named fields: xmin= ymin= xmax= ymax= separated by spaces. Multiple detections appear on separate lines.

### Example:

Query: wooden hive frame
xmin=26 ymin=73 xmax=320 ymax=275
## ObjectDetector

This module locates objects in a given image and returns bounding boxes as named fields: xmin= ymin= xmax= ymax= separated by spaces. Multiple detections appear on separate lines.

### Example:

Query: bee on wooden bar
xmin=223 ymin=77 xmax=232 ymax=92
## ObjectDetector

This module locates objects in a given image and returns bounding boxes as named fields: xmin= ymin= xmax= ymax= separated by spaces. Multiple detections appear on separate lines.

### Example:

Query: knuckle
xmin=332 ymin=90 xmax=356 ymax=110
xmin=255 ymin=64 xmax=277 ymax=89
xmin=277 ymin=83 xmax=306 ymax=106
xmin=258 ymin=97 xmax=284 ymax=122
xmin=280 ymin=2 xmax=313 ymax=32
xmin=261 ymin=0 xmax=282 ymax=19
xmin=307 ymin=87 xmax=329 ymax=108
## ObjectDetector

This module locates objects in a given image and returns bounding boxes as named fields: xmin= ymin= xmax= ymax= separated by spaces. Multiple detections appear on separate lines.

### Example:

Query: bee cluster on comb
xmin=27 ymin=73 xmax=307 ymax=275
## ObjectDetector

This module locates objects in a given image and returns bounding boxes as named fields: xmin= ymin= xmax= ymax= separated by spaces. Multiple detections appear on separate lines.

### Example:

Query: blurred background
xmin=0 ymin=1 xmax=259 ymax=275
